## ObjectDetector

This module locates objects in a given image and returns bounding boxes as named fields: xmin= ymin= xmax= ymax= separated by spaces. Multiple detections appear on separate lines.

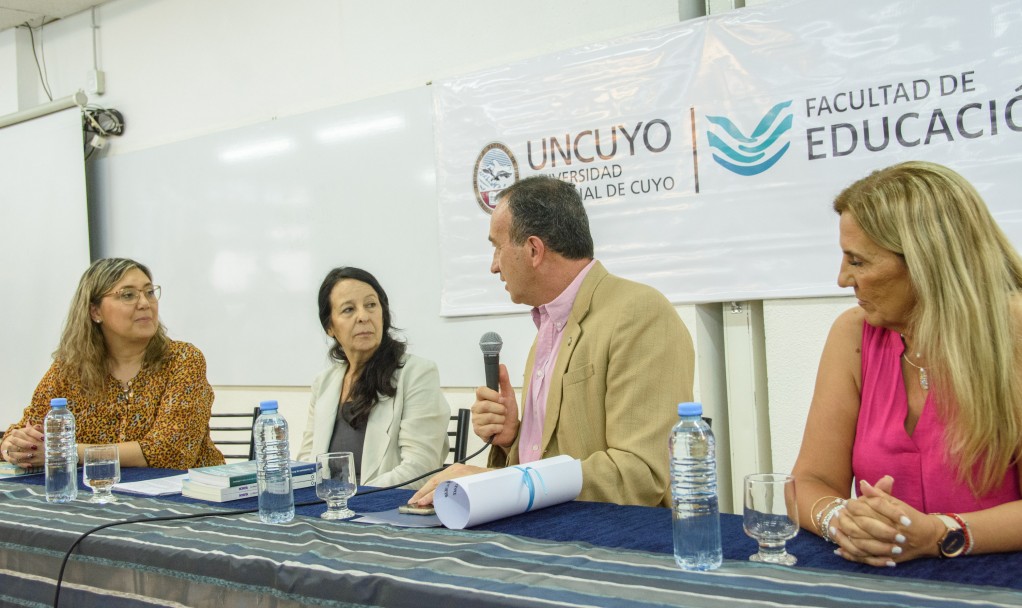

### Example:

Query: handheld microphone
xmin=479 ymin=332 xmax=503 ymax=391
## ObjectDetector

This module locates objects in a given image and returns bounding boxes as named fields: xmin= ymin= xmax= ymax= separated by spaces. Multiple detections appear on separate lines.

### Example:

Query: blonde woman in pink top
xmin=792 ymin=161 xmax=1022 ymax=566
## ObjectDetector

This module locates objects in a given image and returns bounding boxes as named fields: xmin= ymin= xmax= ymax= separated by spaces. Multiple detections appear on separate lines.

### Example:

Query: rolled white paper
xmin=433 ymin=455 xmax=583 ymax=529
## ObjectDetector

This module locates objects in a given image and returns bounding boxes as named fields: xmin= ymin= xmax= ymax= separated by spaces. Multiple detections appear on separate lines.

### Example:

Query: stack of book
xmin=182 ymin=460 xmax=317 ymax=502
xmin=0 ymin=462 xmax=43 ymax=478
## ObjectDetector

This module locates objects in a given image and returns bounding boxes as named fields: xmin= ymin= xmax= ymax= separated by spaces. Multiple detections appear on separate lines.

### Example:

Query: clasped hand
xmin=0 ymin=424 xmax=44 ymax=468
xmin=829 ymin=475 xmax=942 ymax=566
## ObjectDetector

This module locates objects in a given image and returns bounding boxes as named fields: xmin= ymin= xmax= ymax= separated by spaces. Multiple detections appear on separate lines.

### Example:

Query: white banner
xmin=434 ymin=0 xmax=1022 ymax=316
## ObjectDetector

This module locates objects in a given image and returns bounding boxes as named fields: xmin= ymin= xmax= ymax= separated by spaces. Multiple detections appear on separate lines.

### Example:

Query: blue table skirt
xmin=13 ymin=466 xmax=1022 ymax=591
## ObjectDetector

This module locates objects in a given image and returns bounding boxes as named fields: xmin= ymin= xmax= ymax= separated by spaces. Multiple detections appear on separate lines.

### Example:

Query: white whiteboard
xmin=91 ymin=87 xmax=537 ymax=387
xmin=0 ymin=108 xmax=90 ymax=428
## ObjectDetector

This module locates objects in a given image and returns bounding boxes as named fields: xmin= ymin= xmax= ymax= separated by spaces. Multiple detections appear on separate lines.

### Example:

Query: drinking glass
xmin=743 ymin=473 xmax=798 ymax=565
xmin=316 ymin=452 xmax=357 ymax=520
xmin=83 ymin=444 xmax=121 ymax=504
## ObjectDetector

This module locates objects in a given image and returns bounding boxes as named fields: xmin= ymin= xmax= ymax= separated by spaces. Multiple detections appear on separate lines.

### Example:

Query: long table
xmin=2 ymin=468 xmax=1021 ymax=607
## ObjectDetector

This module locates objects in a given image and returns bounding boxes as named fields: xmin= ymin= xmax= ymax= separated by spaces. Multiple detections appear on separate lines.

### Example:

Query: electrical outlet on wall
xmin=87 ymin=70 xmax=106 ymax=95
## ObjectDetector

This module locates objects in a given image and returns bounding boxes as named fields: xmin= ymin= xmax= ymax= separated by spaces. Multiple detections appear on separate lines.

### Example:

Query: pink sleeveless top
xmin=852 ymin=322 xmax=1020 ymax=513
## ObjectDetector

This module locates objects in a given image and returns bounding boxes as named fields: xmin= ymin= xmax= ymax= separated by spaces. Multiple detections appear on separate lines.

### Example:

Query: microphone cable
xmin=358 ymin=434 xmax=493 ymax=496
xmin=52 ymin=504 xmax=257 ymax=607
xmin=51 ymin=436 xmax=495 ymax=606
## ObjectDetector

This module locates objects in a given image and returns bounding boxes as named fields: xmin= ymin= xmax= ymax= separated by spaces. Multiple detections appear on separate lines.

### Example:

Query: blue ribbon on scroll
xmin=515 ymin=466 xmax=548 ymax=512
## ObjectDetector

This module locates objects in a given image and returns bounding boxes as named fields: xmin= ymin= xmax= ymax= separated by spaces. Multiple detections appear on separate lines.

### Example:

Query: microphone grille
xmin=479 ymin=331 xmax=503 ymax=354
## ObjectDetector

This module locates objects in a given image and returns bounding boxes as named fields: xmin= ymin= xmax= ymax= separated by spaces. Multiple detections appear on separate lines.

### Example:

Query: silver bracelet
xmin=820 ymin=502 xmax=846 ymax=543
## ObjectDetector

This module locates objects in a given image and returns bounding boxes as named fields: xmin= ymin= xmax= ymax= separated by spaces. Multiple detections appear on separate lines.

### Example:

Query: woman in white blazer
xmin=297 ymin=267 xmax=449 ymax=489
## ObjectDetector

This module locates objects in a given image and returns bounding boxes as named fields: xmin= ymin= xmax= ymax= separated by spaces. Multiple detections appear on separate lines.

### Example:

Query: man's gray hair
xmin=498 ymin=176 xmax=594 ymax=259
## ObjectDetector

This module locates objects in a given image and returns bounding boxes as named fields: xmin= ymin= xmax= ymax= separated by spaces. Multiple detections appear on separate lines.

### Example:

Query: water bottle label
xmin=265 ymin=479 xmax=290 ymax=493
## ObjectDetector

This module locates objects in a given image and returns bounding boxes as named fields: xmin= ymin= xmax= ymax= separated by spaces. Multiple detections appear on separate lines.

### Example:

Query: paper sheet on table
xmin=434 ymin=455 xmax=582 ymax=529
xmin=351 ymin=509 xmax=443 ymax=528
xmin=114 ymin=474 xmax=187 ymax=496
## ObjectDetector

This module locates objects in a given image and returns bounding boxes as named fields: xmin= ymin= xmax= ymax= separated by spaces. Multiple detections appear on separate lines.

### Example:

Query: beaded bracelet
xmin=820 ymin=502 xmax=847 ymax=543
xmin=812 ymin=497 xmax=844 ymax=535
xmin=809 ymin=496 xmax=831 ymax=526
xmin=811 ymin=496 xmax=839 ymax=532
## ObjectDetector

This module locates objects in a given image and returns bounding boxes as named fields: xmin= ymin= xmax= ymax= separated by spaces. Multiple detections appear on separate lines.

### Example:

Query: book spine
xmin=184 ymin=475 xmax=315 ymax=502
xmin=225 ymin=474 xmax=257 ymax=487
xmin=217 ymin=476 xmax=315 ymax=499
xmin=192 ymin=463 xmax=317 ymax=488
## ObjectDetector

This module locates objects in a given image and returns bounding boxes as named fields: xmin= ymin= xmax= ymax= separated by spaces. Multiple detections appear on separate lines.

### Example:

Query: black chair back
xmin=209 ymin=406 xmax=260 ymax=461
xmin=449 ymin=408 xmax=471 ymax=463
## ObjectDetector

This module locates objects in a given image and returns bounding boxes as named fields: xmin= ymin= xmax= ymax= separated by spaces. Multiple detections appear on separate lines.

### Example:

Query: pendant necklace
xmin=900 ymin=334 xmax=929 ymax=390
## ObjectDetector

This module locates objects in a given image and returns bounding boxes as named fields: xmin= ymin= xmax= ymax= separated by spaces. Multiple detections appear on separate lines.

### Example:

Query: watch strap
xmin=940 ymin=512 xmax=974 ymax=555
xmin=935 ymin=513 xmax=967 ymax=558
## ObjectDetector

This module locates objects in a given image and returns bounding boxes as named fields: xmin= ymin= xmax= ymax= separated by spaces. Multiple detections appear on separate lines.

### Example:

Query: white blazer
xmin=296 ymin=354 xmax=450 ymax=490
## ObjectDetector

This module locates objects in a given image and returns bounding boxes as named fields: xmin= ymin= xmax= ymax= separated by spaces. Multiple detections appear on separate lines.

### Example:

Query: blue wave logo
xmin=706 ymin=101 xmax=793 ymax=176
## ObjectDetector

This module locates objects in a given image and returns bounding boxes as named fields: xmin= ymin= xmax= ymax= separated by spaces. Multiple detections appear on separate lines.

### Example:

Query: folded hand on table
xmin=0 ymin=424 xmax=44 ymax=469
xmin=830 ymin=475 xmax=942 ymax=566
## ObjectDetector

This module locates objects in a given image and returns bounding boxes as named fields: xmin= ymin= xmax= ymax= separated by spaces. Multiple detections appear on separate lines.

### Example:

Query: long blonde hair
xmin=55 ymin=258 xmax=171 ymax=396
xmin=835 ymin=161 xmax=1022 ymax=495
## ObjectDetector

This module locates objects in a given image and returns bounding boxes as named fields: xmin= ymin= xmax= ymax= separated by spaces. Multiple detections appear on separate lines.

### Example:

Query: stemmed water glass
xmin=83 ymin=444 xmax=121 ymax=504
xmin=316 ymin=452 xmax=357 ymax=520
xmin=743 ymin=473 xmax=799 ymax=565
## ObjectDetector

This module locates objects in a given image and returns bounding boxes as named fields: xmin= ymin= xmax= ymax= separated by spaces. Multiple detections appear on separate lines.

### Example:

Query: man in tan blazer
xmin=411 ymin=175 xmax=694 ymax=507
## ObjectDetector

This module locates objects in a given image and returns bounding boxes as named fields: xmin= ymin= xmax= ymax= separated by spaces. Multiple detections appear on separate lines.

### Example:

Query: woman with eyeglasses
xmin=0 ymin=258 xmax=224 ymax=469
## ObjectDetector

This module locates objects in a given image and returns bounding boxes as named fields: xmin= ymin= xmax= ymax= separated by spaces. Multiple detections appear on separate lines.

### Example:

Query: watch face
xmin=940 ymin=528 xmax=967 ymax=558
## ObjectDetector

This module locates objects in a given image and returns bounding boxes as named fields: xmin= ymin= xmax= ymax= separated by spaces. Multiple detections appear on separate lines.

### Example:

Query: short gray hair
xmin=498 ymin=176 xmax=594 ymax=259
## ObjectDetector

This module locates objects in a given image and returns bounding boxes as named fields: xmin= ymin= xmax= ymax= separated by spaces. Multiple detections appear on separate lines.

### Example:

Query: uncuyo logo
xmin=705 ymin=100 xmax=793 ymax=176
xmin=473 ymin=142 xmax=519 ymax=214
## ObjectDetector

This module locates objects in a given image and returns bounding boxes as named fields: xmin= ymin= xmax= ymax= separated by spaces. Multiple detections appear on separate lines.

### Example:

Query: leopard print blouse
xmin=4 ymin=341 xmax=224 ymax=469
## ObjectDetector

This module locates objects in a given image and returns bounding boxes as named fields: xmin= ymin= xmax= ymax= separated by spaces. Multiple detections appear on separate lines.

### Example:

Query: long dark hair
xmin=317 ymin=267 xmax=406 ymax=430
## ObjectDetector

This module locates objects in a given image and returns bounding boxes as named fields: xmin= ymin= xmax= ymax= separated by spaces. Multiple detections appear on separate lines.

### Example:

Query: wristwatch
xmin=935 ymin=514 xmax=966 ymax=558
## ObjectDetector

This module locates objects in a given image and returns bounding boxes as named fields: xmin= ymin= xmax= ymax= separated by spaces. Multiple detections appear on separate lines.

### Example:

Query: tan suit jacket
xmin=489 ymin=261 xmax=694 ymax=507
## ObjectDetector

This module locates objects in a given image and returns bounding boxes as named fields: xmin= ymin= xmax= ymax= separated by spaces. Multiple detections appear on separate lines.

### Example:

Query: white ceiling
xmin=0 ymin=0 xmax=114 ymax=32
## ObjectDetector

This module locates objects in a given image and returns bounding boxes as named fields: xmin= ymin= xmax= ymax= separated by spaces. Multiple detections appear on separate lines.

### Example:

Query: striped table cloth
xmin=2 ymin=481 xmax=1021 ymax=607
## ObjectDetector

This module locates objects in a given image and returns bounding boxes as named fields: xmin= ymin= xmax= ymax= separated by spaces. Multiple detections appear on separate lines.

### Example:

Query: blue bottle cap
xmin=50 ymin=398 xmax=68 ymax=408
xmin=677 ymin=402 xmax=702 ymax=417
xmin=259 ymin=400 xmax=279 ymax=412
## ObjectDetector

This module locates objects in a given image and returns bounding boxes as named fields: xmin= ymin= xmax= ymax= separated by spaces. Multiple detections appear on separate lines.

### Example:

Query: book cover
xmin=182 ymin=473 xmax=315 ymax=502
xmin=187 ymin=460 xmax=316 ymax=488
xmin=0 ymin=462 xmax=44 ymax=478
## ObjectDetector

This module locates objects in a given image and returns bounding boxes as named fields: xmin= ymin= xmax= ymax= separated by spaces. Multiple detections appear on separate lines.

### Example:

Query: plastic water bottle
xmin=254 ymin=400 xmax=294 ymax=523
xmin=669 ymin=401 xmax=722 ymax=571
xmin=44 ymin=397 xmax=78 ymax=503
